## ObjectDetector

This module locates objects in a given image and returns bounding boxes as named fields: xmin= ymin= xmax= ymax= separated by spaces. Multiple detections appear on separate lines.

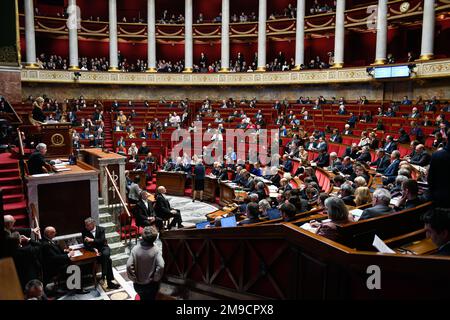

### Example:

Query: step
xmin=105 ymin=231 xmax=121 ymax=243
xmin=2 ymin=193 xmax=24 ymax=204
xmin=0 ymin=168 xmax=20 ymax=177
xmin=0 ymin=176 xmax=21 ymax=186
xmin=99 ymin=212 xmax=113 ymax=224
xmin=99 ymin=198 xmax=104 ymax=205
xmin=0 ymin=185 xmax=22 ymax=195
xmin=99 ymin=221 xmax=116 ymax=233
xmin=4 ymin=201 xmax=27 ymax=214
xmin=109 ymin=242 xmax=126 ymax=256
xmin=5 ymin=214 xmax=28 ymax=226
xmin=0 ymin=162 xmax=19 ymax=170
xmin=98 ymin=204 xmax=111 ymax=214
xmin=111 ymin=252 xmax=129 ymax=267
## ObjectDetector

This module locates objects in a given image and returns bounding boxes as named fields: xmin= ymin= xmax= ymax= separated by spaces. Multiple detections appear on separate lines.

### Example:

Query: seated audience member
xmin=24 ymin=280 xmax=47 ymax=300
xmin=40 ymin=226 xmax=74 ymax=286
xmin=281 ymin=154 xmax=293 ymax=172
xmin=422 ymin=208 xmax=450 ymax=256
xmin=342 ymin=124 xmax=353 ymax=135
xmin=355 ymin=146 xmax=371 ymax=163
xmin=354 ymin=187 xmax=372 ymax=207
xmin=133 ymin=191 xmax=163 ymax=230
xmin=390 ymin=175 xmax=409 ymax=198
xmin=410 ymin=121 xmax=425 ymax=144
xmin=82 ymin=218 xmax=120 ymax=289
xmin=312 ymin=149 xmax=330 ymax=168
xmin=339 ymin=184 xmax=356 ymax=206
xmin=280 ymin=202 xmax=298 ymax=222
xmin=279 ymin=178 xmax=292 ymax=193
xmin=316 ymin=197 xmax=353 ymax=241
xmin=28 ymin=143 xmax=54 ymax=175
xmin=126 ymin=226 xmax=164 ymax=300
xmin=408 ymin=144 xmax=431 ymax=167
xmin=359 ymin=188 xmax=393 ymax=220
xmin=383 ymin=135 xmax=397 ymax=154
xmin=155 ymin=186 xmax=184 ymax=229
xmin=395 ymin=179 xmax=425 ymax=210
xmin=397 ymin=128 xmax=411 ymax=144
xmin=238 ymin=202 xmax=261 ymax=226
xmin=138 ymin=141 xmax=150 ymax=155
xmin=371 ymin=149 xmax=390 ymax=173
xmin=353 ymin=176 xmax=367 ymax=188
xmin=379 ymin=150 xmax=401 ymax=185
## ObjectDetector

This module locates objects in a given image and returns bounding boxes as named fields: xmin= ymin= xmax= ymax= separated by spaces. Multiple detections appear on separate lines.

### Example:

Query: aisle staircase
xmin=0 ymin=153 xmax=28 ymax=228
xmin=102 ymin=111 xmax=114 ymax=151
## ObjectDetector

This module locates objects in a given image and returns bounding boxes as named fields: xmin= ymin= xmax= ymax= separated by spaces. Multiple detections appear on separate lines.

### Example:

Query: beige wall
xmin=0 ymin=69 xmax=22 ymax=103
xmin=21 ymin=78 xmax=450 ymax=102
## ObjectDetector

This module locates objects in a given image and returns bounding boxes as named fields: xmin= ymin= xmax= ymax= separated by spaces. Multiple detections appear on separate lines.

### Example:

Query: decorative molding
xmin=20 ymin=60 xmax=450 ymax=86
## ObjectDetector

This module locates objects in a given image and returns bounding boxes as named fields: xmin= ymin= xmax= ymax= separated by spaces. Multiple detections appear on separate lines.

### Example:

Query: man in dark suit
xmin=359 ymin=188 xmax=393 ymax=220
xmin=28 ymin=143 xmax=54 ymax=175
xmin=428 ymin=132 xmax=450 ymax=208
xmin=380 ymin=150 xmax=401 ymax=185
xmin=82 ymin=218 xmax=120 ymax=289
xmin=383 ymin=135 xmax=397 ymax=154
xmin=371 ymin=149 xmax=390 ymax=173
xmin=313 ymin=149 xmax=330 ymax=168
xmin=40 ymin=226 xmax=74 ymax=287
xmin=329 ymin=129 xmax=342 ymax=143
xmin=355 ymin=146 xmax=372 ymax=163
xmin=422 ymin=208 xmax=450 ymax=256
xmin=342 ymin=124 xmax=353 ymax=135
xmin=133 ymin=191 xmax=163 ymax=230
xmin=409 ymin=144 xmax=431 ymax=167
xmin=281 ymin=154 xmax=293 ymax=172
xmin=155 ymin=186 xmax=183 ymax=229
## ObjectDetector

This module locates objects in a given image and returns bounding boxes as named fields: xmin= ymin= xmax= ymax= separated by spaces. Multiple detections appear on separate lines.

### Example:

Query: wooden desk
xmin=219 ymin=182 xmax=237 ymax=207
xmin=156 ymin=171 xmax=187 ymax=196
xmin=70 ymin=248 xmax=99 ymax=288
xmin=80 ymin=149 xmax=127 ymax=206
xmin=395 ymin=238 xmax=438 ymax=255
xmin=26 ymin=161 xmax=99 ymax=238
xmin=203 ymin=175 xmax=219 ymax=202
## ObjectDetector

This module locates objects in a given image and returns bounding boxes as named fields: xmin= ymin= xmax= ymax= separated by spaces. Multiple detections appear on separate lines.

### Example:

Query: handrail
xmin=16 ymin=128 xmax=24 ymax=157
xmin=104 ymin=166 xmax=131 ymax=217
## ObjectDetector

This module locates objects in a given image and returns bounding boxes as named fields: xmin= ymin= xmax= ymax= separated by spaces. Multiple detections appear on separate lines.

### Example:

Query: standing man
xmin=81 ymin=218 xmax=119 ymax=289
xmin=154 ymin=186 xmax=184 ymax=230
xmin=428 ymin=129 xmax=450 ymax=208
xmin=127 ymin=226 xmax=164 ymax=300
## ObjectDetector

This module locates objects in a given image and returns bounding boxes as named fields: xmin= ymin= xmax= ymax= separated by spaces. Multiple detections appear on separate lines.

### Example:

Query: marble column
xmin=294 ymin=0 xmax=305 ymax=70
xmin=68 ymin=0 xmax=79 ymax=70
xmin=220 ymin=0 xmax=230 ymax=72
xmin=373 ymin=0 xmax=388 ymax=65
xmin=419 ymin=0 xmax=435 ymax=60
xmin=332 ymin=0 xmax=345 ymax=68
xmin=147 ymin=0 xmax=157 ymax=71
xmin=108 ymin=0 xmax=119 ymax=71
xmin=24 ymin=0 xmax=37 ymax=67
xmin=184 ymin=0 xmax=193 ymax=72
xmin=257 ymin=0 xmax=267 ymax=71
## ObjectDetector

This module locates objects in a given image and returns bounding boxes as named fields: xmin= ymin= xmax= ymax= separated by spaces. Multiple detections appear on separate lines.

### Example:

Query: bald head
xmin=4 ymin=215 xmax=15 ymax=230
xmin=157 ymin=186 xmax=166 ymax=194
xmin=44 ymin=226 xmax=56 ymax=239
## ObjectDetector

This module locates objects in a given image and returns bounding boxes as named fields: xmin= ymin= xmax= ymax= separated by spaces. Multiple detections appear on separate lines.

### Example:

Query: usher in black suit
xmin=81 ymin=226 xmax=114 ymax=285
xmin=154 ymin=193 xmax=183 ymax=229
xmin=133 ymin=199 xmax=163 ymax=230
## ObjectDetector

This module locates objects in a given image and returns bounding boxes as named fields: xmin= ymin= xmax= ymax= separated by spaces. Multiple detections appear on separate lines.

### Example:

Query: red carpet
xmin=0 ymin=152 xmax=28 ymax=227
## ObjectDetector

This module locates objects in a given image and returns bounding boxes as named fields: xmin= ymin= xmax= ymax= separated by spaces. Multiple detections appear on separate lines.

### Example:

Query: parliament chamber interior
xmin=0 ymin=0 xmax=450 ymax=303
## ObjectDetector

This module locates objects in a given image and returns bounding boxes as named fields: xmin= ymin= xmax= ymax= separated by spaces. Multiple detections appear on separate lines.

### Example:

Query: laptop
xmin=196 ymin=221 xmax=210 ymax=229
xmin=267 ymin=208 xmax=282 ymax=220
xmin=220 ymin=215 xmax=237 ymax=228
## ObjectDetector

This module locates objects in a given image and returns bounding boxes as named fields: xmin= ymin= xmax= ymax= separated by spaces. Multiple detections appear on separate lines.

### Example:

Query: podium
xmin=156 ymin=171 xmax=187 ymax=196
xmin=40 ymin=123 xmax=73 ymax=157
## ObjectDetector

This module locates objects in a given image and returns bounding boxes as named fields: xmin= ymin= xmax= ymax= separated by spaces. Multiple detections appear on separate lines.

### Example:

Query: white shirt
xmin=90 ymin=227 xmax=96 ymax=238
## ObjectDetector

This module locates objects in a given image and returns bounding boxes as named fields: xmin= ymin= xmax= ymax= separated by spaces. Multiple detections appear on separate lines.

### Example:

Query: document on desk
xmin=350 ymin=209 xmax=364 ymax=221
xmin=373 ymin=235 xmax=396 ymax=254
xmin=69 ymin=243 xmax=84 ymax=250
xmin=71 ymin=250 xmax=83 ymax=257
xmin=31 ymin=173 xmax=51 ymax=177
xmin=55 ymin=168 xmax=71 ymax=172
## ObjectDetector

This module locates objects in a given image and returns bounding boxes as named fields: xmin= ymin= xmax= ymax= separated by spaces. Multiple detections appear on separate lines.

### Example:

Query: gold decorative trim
xmin=20 ymin=60 xmax=450 ymax=86
xmin=372 ymin=59 xmax=387 ymax=65
xmin=183 ymin=67 xmax=193 ymax=73
xmin=417 ymin=54 xmax=434 ymax=61
xmin=108 ymin=67 xmax=120 ymax=72
xmin=292 ymin=65 xmax=302 ymax=71
xmin=146 ymin=67 xmax=157 ymax=73
xmin=68 ymin=65 xmax=80 ymax=71
xmin=330 ymin=63 xmax=344 ymax=69
xmin=219 ymin=68 xmax=230 ymax=73
xmin=256 ymin=66 xmax=266 ymax=72
xmin=25 ymin=63 xmax=40 ymax=69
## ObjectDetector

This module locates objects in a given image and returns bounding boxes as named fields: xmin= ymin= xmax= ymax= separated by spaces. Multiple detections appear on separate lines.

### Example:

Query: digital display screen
xmin=373 ymin=66 xmax=410 ymax=79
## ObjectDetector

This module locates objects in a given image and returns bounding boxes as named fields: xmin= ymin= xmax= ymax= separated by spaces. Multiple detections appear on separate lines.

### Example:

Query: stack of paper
xmin=350 ymin=209 xmax=364 ymax=221
xmin=71 ymin=250 xmax=83 ymax=257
